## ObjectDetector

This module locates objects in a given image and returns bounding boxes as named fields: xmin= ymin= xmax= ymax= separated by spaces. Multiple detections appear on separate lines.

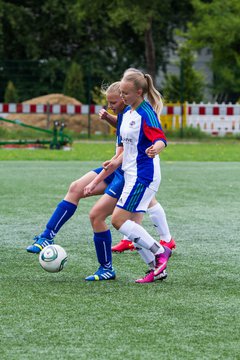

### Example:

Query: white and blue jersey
xmin=93 ymin=107 xmax=128 ymax=199
xmin=120 ymin=100 xmax=167 ymax=192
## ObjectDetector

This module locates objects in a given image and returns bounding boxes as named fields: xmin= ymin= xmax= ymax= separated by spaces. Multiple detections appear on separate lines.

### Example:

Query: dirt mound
xmin=23 ymin=93 xmax=82 ymax=106
xmin=2 ymin=94 xmax=111 ymax=135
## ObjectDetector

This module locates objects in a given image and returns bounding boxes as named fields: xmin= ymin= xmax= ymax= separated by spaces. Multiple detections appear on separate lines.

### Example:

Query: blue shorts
xmin=93 ymin=167 xmax=124 ymax=199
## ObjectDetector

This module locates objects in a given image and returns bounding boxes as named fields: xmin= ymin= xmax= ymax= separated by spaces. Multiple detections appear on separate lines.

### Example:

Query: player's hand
xmin=84 ymin=181 xmax=96 ymax=196
xmin=145 ymin=141 xmax=165 ymax=158
xmin=145 ymin=145 xmax=157 ymax=158
xmin=99 ymin=108 xmax=109 ymax=121
xmin=102 ymin=160 xmax=111 ymax=170
xmin=103 ymin=159 xmax=120 ymax=172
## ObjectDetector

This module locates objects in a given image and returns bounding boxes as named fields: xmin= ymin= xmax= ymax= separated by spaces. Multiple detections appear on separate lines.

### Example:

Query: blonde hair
xmin=101 ymin=81 xmax=121 ymax=96
xmin=122 ymin=68 xmax=163 ymax=117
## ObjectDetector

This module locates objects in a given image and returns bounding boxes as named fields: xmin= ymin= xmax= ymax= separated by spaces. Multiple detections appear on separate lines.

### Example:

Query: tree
xmin=4 ymin=80 xmax=19 ymax=102
xmin=109 ymin=0 xmax=194 ymax=84
xmin=186 ymin=0 xmax=240 ymax=102
xmin=0 ymin=0 xmax=195 ymax=100
xmin=63 ymin=62 xmax=85 ymax=102
xmin=0 ymin=0 xmax=3 ymax=58
xmin=0 ymin=1 xmax=73 ymax=100
xmin=163 ymin=44 xmax=205 ymax=103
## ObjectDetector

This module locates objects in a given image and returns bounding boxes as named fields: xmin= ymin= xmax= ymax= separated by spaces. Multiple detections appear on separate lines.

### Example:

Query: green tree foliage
xmin=63 ymin=62 xmax=85 ymax=102
xmin=0 ymin=0 xmax=194 ymax=102
xmin=163 ymin=45 xmax=205 ymax=103
xmin=186 ymin=0 xmax=240 ymax=102
xmin=72 ymin=0 xmax=144 ymax=88
xmin=108 ymin=0 xmax=194 ymax=83
xmin=0 ymin=0 xmax=3 ymax=58
xmin=2 ymin=0 xmax=239 ymax=103
xmin=4 ymin=80 xmax=19 ymax=102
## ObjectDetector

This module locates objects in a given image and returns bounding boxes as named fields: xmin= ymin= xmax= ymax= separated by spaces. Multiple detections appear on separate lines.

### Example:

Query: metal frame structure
xmin=0 ymin=117 xmax=72 ymax=149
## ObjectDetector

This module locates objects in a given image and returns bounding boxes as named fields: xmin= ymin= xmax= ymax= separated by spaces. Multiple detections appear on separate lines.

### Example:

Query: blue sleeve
xmin=116 ymin=113 xmax=123 ymax=147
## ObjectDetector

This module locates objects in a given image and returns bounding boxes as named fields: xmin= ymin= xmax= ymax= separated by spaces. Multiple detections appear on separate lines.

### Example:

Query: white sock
xmin=119 ymin=220 xmax=164 ymax=254
xmin=147 ymin=203 xmax=171 ymax=242
xmin=135 ymin=244 xmax=155 ymax=269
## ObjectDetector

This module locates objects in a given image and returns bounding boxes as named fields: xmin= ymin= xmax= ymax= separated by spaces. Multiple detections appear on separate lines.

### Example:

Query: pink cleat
xmin=154 ymin=246 xmax=172 ymax=277
xmin=135 ymin=270 xmax=154 ymax=283
xmin=135 ymin=269 xmax=168 ymax=283
xmin=155 ymin=269 xmax=168 ymax=281
xmin=160 ymin=238 xmax=176 ymax=250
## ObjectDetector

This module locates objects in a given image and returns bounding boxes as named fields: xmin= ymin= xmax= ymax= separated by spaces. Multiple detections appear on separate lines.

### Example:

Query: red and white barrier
xmin=188 ymin=104 xmax=240 ymax=116
xmin=0 ymin=103 xmax=182 ymax=115
xmin=1 ymin=102 xmax=240 ymax=135
xmin=0 ymin=103 xmax=104 ymax=115
xmin=187 ymin=103 xmax=240 ymax=135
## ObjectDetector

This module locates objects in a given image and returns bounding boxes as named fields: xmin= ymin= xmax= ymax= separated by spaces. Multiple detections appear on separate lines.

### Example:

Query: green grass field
xmin=0 ymin=140 xmax=240 ymax=161
xmin=1 ymin=158 xmax=239 ymax=359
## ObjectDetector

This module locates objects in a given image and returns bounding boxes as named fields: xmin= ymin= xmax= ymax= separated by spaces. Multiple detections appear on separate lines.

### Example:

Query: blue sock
xmin=93 ymin=230 xmax=112 ymax=269
xmin=41 ymin=200 xmax=77 ymax=239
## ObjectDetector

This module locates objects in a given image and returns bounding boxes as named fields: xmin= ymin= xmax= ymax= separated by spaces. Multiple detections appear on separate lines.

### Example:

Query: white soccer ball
xmin=39 ymin=245 xmax=67 ymax=273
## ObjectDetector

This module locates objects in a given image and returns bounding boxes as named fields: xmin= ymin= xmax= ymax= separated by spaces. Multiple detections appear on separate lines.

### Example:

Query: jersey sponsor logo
xmin=122 ymin=137 xmax=133 ymax=144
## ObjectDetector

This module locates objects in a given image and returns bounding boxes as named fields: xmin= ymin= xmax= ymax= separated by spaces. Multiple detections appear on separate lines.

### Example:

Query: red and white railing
xmin=1 ymin=102 xmax=240 ymax=135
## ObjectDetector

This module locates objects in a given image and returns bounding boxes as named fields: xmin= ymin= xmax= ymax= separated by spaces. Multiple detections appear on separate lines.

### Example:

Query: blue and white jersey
xmin=120 ymin=100 xmax=167 ymax=191
xmin=114 ymin=106 xmax=130 ymax=176
xmin=116 ymin=106 xmax=130 ymax=147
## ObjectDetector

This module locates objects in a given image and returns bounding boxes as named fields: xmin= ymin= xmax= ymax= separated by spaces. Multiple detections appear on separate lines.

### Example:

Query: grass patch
xmin=0 ymin=140 xmax=240 ymax=161
xmin=0 ymin=161 xmax=239 ymax=359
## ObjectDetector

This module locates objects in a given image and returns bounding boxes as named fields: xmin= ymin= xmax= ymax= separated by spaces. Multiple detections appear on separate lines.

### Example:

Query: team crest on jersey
xmin=129 ymin=120 xmax=135 ymax=127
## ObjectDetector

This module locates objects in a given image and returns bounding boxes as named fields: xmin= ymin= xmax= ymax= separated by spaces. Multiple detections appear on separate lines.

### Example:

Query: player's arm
xmin=143 ymin=119 xmax=167 ymax=158
xmin=99 ymin=108 xmax=117 ymax=128
xmin=103 ymin=148 xmax=123 ymax=172
xmin=84 ymin=148 xmax=123 ymax=196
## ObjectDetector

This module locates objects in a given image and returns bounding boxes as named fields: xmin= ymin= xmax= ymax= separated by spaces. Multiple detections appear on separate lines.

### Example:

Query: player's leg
xmin=85 ymin=194 xmax=118 ymax=281
xmin=147 ymin=197 xmax=176 ymax=250
xmin=112 ymin=207 xmax=171 ymax=281
xmin=64 ymin=168 xmax=109 ymax=205
xmin=111 ymin=173 xmax=135 ymax=253
xmin=128 ymin=212 xmax=168 ymax=283
xmin=26 ymin=168 xmax=111 ymax=253
xmin=85 ymin=170 xmax=124 ymax=281
xmin=112 ymin=196 xmax=176 ymax=253
xmin=111 ymin=181 xmax=172 ymax=281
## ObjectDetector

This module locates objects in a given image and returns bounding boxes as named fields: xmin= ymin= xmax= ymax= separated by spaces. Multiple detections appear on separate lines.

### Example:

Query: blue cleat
xmin=26 ymin=235 xmax=54 ymax=254
xmin=85 ymin=266 xmax=116 ymax=281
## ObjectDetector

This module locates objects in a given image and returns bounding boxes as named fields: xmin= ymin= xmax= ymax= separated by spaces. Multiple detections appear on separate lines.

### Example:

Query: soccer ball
xmin=39 ymin=245 xmax=67 ymax=273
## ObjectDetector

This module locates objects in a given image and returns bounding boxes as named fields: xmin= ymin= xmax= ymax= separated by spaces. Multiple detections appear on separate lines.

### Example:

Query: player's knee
xmin=111 ymin=215 xmax=121 ymax=230
xmin=68 ymin=180 xmax=77 ymax=193
xmin=67 ymin=180 xmax=83 ymax=199
xmin=89 ymin=208 xmax=97 ymax=226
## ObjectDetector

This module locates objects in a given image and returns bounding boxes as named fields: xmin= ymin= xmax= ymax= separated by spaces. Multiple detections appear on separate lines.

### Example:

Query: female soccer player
xmin=84 ymin=83 xmax=164 ymax=281
xmin=84 ymin=78 xmax=174 ymax=282
xmin=26 ymin=83 xmax=124 ymax=256
xmin=110 ymin=68 xmax=172 ymax=283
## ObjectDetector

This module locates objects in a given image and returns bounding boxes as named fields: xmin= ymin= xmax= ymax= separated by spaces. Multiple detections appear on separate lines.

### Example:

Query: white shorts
xmin=116 ymin=178 xmax=156 ymax=213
